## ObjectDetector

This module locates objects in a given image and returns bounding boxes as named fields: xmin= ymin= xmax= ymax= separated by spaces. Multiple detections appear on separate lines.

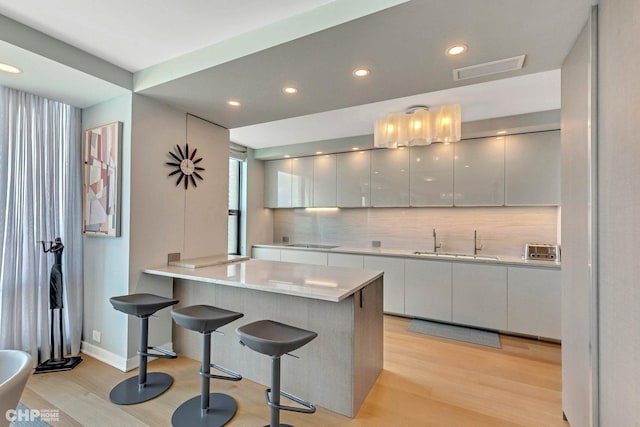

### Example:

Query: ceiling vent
xmin=453 ymin=55 xmax=526 ymax=81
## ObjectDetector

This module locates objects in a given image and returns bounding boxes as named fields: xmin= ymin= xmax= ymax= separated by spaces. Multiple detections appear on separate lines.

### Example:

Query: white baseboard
xmin=81 ymin=341 xmax=174 ymax=372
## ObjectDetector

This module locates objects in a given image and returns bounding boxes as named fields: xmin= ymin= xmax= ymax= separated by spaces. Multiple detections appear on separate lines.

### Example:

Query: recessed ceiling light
xmin=496 ymin=130 xmax=507 ymax=135
xmin=352 ymin=68 xmax=370 ymax=78
xmin=0 ymin=63 xmax=22 ymax=74
xmin=352 ymin=146 xmax=360 ymax=151
xmin=227 ymin=100 xmax=241 ymax=107
xmin=283 ymin=86 xmax=298 ymax=94
xmin=316 ymin=151 xmax=323 ymax=155
xmin=446 ymin=44 xmax=468 ymax=56
xmin=284 ymin=155 xmax=291 ymax=158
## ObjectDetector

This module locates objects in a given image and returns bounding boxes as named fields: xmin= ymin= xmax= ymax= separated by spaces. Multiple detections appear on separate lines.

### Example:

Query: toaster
xmin=525 ymin=243 xmax=560 ymax=261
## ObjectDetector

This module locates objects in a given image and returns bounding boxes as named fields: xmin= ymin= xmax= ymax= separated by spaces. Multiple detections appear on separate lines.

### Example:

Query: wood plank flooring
xmin=21 ymin=315 xmax=566 ymax=426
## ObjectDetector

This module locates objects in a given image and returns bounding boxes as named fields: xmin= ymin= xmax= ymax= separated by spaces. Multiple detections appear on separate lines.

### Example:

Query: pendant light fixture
xmin=374 ymin=104 xmax=462 ymax=148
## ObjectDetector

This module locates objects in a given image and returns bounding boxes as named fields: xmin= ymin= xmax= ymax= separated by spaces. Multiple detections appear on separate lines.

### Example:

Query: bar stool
xmin=236 ymin=320 xmax=317 ymax=427
xmin=171 ymin=305 xmax=244 ymax=427
xmin=109 ymin=293 xmax=179 ymax=405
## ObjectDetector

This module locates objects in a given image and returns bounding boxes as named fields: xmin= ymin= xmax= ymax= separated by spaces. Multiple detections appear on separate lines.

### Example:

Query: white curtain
xmin=0 ymin=86 xmax=83 ymax=363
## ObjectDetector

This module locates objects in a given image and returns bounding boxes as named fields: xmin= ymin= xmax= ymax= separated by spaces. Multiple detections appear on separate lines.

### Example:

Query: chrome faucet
xmin=433 ymin=228 xmax=442 ymax=253
xmin=474 ymin=229 xmax=484 ymax=255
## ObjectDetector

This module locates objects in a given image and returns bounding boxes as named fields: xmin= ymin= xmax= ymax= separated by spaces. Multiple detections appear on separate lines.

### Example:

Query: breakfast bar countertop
xmin=144 ymin=258 xmax=383 ymax=303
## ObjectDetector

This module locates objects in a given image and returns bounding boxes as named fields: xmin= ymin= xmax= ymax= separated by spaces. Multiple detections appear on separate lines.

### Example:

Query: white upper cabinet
xmin=291 ymin=157 xmax=314 ymax=207
xmin=505 ymin=131 xmax=561 ymax=206
xmin=454 ymin=137 xmax=505 ymax=206
xmin=410 ymin=144 xmax=454 ymax=206
xmin=264 ymin=159 xmax=292 ymax=208
xmin=337 ymin=151 xmax=371 ymax=207
xmin=371 ymin=148 xmax=410 ymax=207
xmin=313 ymin=154 xmax=337 ymax=207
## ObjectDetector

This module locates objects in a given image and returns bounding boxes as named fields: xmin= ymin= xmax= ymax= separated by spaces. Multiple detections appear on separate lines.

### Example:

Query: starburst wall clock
xmin=166 ymin=144 xmax=205 ymax=189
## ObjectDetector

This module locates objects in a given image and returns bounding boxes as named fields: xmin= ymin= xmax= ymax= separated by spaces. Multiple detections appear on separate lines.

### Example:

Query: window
xmin=228 ymin=158 xmax=242 ymax=255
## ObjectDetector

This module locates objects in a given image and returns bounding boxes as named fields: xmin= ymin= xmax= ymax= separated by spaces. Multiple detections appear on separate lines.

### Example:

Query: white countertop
xmin=254 ymin=244 xmax=561 ymax=269
xmin=144 ymin=259 xmax=383 ymax=302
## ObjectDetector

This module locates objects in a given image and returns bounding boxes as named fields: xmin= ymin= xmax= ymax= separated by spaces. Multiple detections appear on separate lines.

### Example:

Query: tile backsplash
xmin=273 ymin=206 xmax=559 ymax=258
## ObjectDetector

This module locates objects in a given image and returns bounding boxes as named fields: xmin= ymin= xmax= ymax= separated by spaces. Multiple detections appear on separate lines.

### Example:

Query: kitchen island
xmin=144 ymin=258 xmax=383 ymax=417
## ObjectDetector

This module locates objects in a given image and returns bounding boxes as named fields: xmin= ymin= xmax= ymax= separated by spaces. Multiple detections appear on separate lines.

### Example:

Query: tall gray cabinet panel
xmin=291 ymin=157 xmax=313 ymax=207
xmin=371 ymin=148 xmax=410 ymax=207
xmin=337 ymin=151 xmax=371 ymax=207
xmin=313 ymin=154 xmax=337 ymax=207
xmin=453 ymin=137 xmax=505 ymax=206
xmin=410 ymin=143 xmax=454 ymax=206
xmin=505 ymin=130 xmax=561 ymax=205
xmin=264 ymin=159 xmax=292 ymax=208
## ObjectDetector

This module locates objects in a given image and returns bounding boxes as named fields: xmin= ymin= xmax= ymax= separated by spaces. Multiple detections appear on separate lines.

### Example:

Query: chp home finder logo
xmin=5 ymin=407 xmax=59 ymax=423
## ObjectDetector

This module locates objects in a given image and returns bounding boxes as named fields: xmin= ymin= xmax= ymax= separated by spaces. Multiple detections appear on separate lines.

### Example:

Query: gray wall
xmin=560 ymin=12 xmax=598 ymax=426
xmin=242 ymin=148 xmax=273 ymax=255
xmin=82 ymin=94 xmax=230 ymax=367
xmin=82 ymin=93 xmax=133 ymax=360
xmin=598 ymin=0 xmax=640 ymax=424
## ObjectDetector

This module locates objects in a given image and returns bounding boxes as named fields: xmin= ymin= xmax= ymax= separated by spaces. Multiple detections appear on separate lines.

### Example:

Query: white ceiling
xmin=231 ymin=70 xmax=561 ymax=148
xmin=0 ymin=0 xmax=337 ymax=72
xmin=0 ymin=0 xmax=592 ymax=149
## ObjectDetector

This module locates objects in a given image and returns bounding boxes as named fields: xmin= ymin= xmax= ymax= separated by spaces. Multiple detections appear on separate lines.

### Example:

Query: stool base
xmin=110 ymin=372 xmax=173 ymax=405
xmin=263 ymin=424 xmax=293 ymax=427
xmin=171 ymin=393 xmax=237 ymax=427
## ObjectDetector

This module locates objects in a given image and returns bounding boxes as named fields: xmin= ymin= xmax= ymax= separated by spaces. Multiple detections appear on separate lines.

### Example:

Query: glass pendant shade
xmin=374 ymin=104 xmax=461 ymax=148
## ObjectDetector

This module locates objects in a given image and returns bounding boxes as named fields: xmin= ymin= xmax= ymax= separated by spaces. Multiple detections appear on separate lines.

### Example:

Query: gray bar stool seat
xmin=109 ymin=293 xmax=179 ymax=405
xmin=171 ymin=305 xmax=244 ymax=427
xmin=237 ymin=320 xmax=317 ymax=427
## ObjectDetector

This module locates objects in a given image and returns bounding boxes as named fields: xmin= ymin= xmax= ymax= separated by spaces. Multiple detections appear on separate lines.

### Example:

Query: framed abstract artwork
xmin=82 ymin=121 xmax=122 ymax=237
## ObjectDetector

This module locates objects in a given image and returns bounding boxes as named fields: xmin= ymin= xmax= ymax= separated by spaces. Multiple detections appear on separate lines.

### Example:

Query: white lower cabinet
xmin=251 ymin=246 xmax=560 ymax=338
xmin=405 ymin=259 xmax=452 ymax=322
xmin=280 ymin=249 xmax=328 ymax=266
xmin=328 ymin=253 xmax=364 ymax=268
xmin=364 ymin=256 xmax=405 ymax=314
xmin=452 ymin=263 xmax=507 ymax=330
xmin=507 ymin=266 xmax=561 ymax=339
xmin=252 ymin=247 xmax=281 ymax=261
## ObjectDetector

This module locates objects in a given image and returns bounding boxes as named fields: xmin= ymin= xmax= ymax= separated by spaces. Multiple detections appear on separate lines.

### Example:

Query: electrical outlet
xmin=92 ymin=330 xmax=101 ymax=343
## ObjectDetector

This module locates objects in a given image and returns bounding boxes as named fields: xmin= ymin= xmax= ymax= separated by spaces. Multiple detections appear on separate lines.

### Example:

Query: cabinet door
xmin=264 ymin=159 xmax=292 ymax=208
xmin=371 ymin=148 xmax=410 ymax=207
xmin=364 ymin=256 xmax=405 ymax=314
xmin=313 ymin=154 xmax=337 ymax=207
xmin=291 ymin=157 xmax=314 ymax=207
xmin=454 ymin=137 xmax=505 ymax=206
xmin=280 ymin=249 xmax=328 ymax=266
xmin=328 ymin=253 xmax=364 ymax=268
xmin=452 ymin=263 xmax=507 ymax=330
xmin=337 ymin=151 xmax=371 ymax=207
xmin=252 ymin=247 xmax=281 ymax=261
xmin=405 ymin=259 xmax=452 ymax=322
xmin=410 ymin=144 xmax=454 ymax=206
xmin=505 ymin=131 xmax=561 ymax=206
xmin=507 ymin=267 xmax=561 ymax=339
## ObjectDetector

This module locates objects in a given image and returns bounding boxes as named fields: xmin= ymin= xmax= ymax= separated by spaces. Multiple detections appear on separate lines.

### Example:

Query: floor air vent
xmin=453 ymin=55 xmax=526 ymax=81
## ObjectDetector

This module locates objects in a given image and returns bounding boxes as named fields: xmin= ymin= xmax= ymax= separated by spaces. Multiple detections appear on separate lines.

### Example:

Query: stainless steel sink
xmin=285 ymin=243 xmax=339 ymax=249
xmin=413 ymin=251 xmax=499 ymax=261
xmin=455 ymin=254 xmax=500 ymax=261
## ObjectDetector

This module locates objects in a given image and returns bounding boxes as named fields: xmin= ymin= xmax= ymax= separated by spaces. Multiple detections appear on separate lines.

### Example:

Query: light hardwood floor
xmin=21 ymin=316 xmax=566 ymax=427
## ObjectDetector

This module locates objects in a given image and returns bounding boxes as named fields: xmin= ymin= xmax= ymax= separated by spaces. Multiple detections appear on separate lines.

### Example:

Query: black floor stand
xmin=34 ymin=307 xmax=82 ymax=374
